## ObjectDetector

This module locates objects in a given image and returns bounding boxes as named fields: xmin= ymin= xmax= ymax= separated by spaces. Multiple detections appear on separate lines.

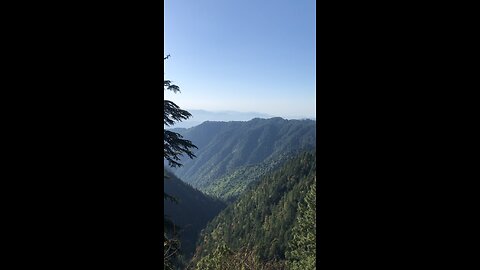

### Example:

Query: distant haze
xmin=165 ymin=0 xmax=315 ymax=121
xmin=167 ymin=109 xmax=273 ymax=128
xmin=165 ymin=109 xmax=315 ymax=129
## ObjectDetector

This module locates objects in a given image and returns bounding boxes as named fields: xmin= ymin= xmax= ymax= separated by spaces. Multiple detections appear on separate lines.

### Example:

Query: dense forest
xmin=164 ymin=118 xmax=316 ymax=269
xmin=205 ymin=151 xmax=293 ymax=202
xmin=164 ymin=57 xmax=316 ymax=270
xmin=191 ymin=151 xmax=316 ymax=269
xmin=164 ymin=1 xmax=316 ymax=268
xmin=164 ymin=117 xmax=317 ymax=269
xmin=168 ymin=118 xmax=316 ymax=200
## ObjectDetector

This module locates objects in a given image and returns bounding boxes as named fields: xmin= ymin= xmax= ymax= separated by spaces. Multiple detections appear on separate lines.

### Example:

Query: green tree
xmin=286 ymin=178 xmax=316 ymax=269
xmin=193 ymin=151 xmax=316 ymax=266
xmin=193 ymin=244 xmax=286 ymax=270
xmin=164 ymin=55 xmax=197 ymax=168
xmin=164 ymin=55 xmax=197 ymax=269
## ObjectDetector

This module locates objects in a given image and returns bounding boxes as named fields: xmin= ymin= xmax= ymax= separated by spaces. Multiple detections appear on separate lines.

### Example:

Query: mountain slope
xmin=164 ymin=170 xmax=226 ymax=263
xmin=286 ymin=178 xmax=316 ymax=269
xmin=167 ymin=110 xmax=274 ymax=128
xmin=206 ymin=151 xmax=294 ymax=202
xmin=168 ymin=118 xmax=316 ymax=199
xmin=192 ymin=150 xmax=316 ymax=265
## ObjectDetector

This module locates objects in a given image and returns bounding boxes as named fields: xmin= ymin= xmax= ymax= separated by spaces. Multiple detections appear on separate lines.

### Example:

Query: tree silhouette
xmin=164 ymin=55 xmax=197 ymax=269
xmin=164 ymin=55 xmax=197 ymax=167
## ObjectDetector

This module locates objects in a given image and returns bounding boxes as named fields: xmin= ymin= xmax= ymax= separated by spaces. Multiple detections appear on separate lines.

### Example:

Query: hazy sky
xmin=164 ymin=0 xmax=316 ymax=119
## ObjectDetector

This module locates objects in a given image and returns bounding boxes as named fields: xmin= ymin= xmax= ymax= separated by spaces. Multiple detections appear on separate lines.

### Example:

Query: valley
xmin=164 ymin=117 xmax=316 ymax=269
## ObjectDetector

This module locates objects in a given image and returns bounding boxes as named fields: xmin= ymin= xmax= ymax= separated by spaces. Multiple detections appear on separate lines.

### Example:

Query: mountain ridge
xmin=168 ymin=118 xmax=316 ymax=199
xmin=166 ymin=110 xmax=276 ymax=128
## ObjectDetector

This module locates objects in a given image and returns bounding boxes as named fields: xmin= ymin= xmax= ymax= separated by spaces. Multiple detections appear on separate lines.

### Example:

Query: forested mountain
xmin=166 ymin=110 xmax=274 ymax=128
xmin=164 ymin=118 xmax=317 ymax=269
xmin=168 ymin=118 xmax=316 ymax=200
xmin=191 ymin=151 xmax=316 ymax=268
xmin=164 ymin=170 xmax=226 ymax=265
xmin=205 ymin=152 xmax=292 ymax=202
xmin=286 ymin=178 xmax=316 ymax=269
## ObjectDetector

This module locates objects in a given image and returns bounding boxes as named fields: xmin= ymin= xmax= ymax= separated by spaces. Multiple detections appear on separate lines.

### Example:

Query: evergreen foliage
xmin=192 ymin=244 xmax=286 ymax=270
xmin=205 ymin=151 xmax=293 ymax=202
xmin=192 ymin=151 xmax=316 ymax=266
xmin=164 ymin=55 xmax=197 ymax=168
xmin=163 ymin=57 xmax=317 ymax=269
xmin=164 ymin=55 xmax=198 ymax=269
xmin=168 ymin=118 xmax=316 ymax=196
xmin=286 ymin=179 xmax=316 ymax=269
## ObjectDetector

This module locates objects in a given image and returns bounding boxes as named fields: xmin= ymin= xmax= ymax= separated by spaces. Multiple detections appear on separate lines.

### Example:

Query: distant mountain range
xmin=164 ymin=117 xmax=316 ymax=268
xmin=167 ymin=117 xmax=316 ymax=200
xmin=167 ymin=110 xmax=273 ymax=128
xmin=166 ymin=109 xmax=314 ymax=128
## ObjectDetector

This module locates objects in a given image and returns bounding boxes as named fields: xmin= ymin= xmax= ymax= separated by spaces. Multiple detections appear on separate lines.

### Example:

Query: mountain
xmin=205 ymin=151 xmax=294 ymax=202
xmin=167 ymin=110 xmax=275 ymax=128
xmin=192 ymin=150 xmax=316 ymax=267
xmin=168 ymin=117 xmax=316 ymax=200
xmin=164 ymin=170 xmax=226 ymax=264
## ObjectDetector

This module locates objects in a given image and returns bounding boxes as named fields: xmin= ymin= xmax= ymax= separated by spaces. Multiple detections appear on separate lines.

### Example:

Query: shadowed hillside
xmin=168 ymin=118 xmax=316 ymax=200
xmin=164 ymin=170 xmax=226 ymax=265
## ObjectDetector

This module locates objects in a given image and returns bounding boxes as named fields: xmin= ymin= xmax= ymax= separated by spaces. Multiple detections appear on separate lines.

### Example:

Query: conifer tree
xmin=193 ymin=244 xmax=286 ymax=270
xmin=286 ymin=178 xmax=316 ymax=269
xmin=164 ymin=55 xmax=197 ymax=168
xmin=164 ymin=55 xmax=197 ymax=269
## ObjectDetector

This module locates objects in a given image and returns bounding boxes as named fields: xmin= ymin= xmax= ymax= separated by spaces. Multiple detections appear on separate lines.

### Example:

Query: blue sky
xmin=164 ymin=0 xmax=316 ymax=119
